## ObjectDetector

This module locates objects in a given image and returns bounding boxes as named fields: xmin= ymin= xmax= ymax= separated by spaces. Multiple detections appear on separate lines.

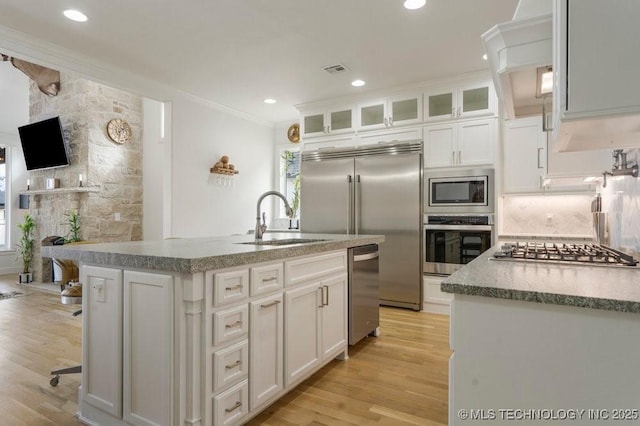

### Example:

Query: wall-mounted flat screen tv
xmin=18 ymin=116 xmax=70 ymax=171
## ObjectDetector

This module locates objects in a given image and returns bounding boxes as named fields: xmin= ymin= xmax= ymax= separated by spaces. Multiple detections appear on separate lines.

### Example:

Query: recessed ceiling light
xmin=264 ymin=98 xmax=277 ymax=104
xmin=404 ymin=0 xmax=426 ymax=10
xmin=351 ymin=79 xmax=366 ymax=87
xmin=482 ymin=54 xmax=488 ymax=60
xmin=63 ymin=9 xmax=88 ymax=22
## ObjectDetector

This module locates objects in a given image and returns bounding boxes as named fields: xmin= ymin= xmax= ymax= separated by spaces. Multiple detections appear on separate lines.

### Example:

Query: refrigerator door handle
xmin=348 ymin=175 xmax=353 ymax=234
xmin=355 ymin=174 xmax=361 ymax=235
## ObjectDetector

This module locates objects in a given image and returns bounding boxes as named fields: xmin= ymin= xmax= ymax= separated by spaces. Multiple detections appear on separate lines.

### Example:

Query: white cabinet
xmin=301 ymin=105 xmax=355 ymax=138
xmin=82 ymin=266 xmax=123 ymax=418
xmin=423 ymin=275 xmax=452 ymax=315
xmin=553 ymin=0 xmax=640 ymax=151
xmin=81 ymin=266 xmax=173 ymax=426
xmin=424 ymin=118 xmax=496 ymax=168
xmin=300 ymin=134 xmax=357 ymax=152
xmin=358 ymin=92 xmax=422 ymax=131
xmin=503 ymin=118 xmax=547 ymax=193
xmin=356 ymin=127 xmax=423 ymax=146
xmin=249 ymin=293 xmax=284 ymax=411
xmin=284 ymin=282 xmax=321 ymax=386
xmin=319 ymin=274 xmax=347 ymax=359
xmin=123 ymin=270 xmax=173 ymax=426
xmin=504 ymin=116 xmax=612 ymax=193
xmin=424 ymin=80 xmax=496 ymax=122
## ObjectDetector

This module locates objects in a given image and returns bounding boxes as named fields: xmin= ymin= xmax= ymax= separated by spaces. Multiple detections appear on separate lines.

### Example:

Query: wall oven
xmin=425 ymin=168 xmax=494 ymax=214
xmin=424 ymin=214 xmax=494 ymax=275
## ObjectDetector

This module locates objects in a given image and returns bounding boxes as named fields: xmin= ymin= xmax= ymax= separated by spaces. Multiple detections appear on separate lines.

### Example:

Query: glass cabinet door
xmin=461 ymin=87 xmax=489 ymax=115
xmin=389 ymin=94 xmax=421 ymax=126
xmin=303 ymin=113 xmax=326 ymax=136
xmin=359 ymin=101 xmax=386 ymax=129
xmin=425 ymin=91 xmax=454 ymax=121
xmin=330 ymin=109 xmax=352 ymax=132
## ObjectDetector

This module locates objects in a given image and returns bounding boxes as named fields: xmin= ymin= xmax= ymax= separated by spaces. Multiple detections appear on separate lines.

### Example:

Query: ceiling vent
xmin=322 ymin=64 xmax=349 ymax=75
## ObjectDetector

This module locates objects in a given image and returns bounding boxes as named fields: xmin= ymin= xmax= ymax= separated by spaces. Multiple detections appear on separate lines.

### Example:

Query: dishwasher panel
xmin=348 ymin=244 xmax=380 ymax=345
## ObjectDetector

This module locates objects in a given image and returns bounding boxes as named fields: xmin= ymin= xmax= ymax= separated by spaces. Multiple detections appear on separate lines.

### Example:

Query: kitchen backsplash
xmin=599 ymin=149 xmax=640 ymax=254
xmin=500 ymin=194 xmax=593 ymax=238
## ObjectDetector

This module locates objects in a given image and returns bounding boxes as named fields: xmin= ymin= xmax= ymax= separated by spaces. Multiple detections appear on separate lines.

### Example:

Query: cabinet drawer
xmin=285 ymin=251 xmax=347 ymax=287
xmin=213 ymin=340 xmax=248 ymax=393
xmin=213 ymin=379 xmax=248 ymax=426
xmin=213 ymin=305 xmax=249 ymax=346
xmin=250 ymin=263 xmax=284 ymax=296
xmin=209 ymin=269 xmax=249 ymax=307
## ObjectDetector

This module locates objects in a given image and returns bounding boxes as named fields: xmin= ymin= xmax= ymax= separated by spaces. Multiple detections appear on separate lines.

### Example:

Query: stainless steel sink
xmin=238 ymin=238 xmax=328 ymax=246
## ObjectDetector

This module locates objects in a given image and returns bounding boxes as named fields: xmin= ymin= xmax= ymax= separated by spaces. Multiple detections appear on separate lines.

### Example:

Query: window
xmin=279 ymin=147 xmax=300 ymax=222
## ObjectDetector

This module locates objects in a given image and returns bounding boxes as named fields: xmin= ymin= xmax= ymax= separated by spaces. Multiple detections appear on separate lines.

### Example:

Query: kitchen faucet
xmin=255 ymin=191 xmax=294 ymax=240
xmin=602 ymin=149 xmax=639 ymax=187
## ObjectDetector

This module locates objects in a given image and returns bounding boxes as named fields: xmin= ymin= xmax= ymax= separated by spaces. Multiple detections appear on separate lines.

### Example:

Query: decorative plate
xmin=107 ymin=118 xmax=132 ymax=144
xmin=287 ymin=123 xmax=300 ymax=143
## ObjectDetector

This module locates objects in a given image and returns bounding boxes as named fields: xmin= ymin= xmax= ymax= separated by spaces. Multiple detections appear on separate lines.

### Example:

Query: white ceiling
xmin=0 ymin=0 xmax=518 ymax=125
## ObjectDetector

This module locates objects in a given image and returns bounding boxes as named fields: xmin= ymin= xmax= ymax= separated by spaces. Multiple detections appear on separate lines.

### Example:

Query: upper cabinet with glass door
xmin=424 ymin=79 xmax=497 ymax=122
xmin=357 ymin=92 xmax=422 ymax=131
xmin=300 ymin=105 xmax=355 ymax=139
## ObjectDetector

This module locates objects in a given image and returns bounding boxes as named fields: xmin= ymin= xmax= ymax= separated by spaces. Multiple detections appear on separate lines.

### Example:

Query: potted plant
xmin=16 ymin=214 xmax=35 ymax=283
xmin=64 ymin=209 xmax=81 ymax=243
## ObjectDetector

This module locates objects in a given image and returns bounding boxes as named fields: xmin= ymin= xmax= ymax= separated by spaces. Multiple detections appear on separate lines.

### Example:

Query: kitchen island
xmin=442 ymin=243 xmax=640 ymax=425
xmin=42 ymin=233 xmax=383 ymax=426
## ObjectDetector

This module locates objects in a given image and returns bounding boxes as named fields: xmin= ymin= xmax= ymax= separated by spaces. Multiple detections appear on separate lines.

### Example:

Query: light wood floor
xmin=0 ymin=275 xmax=450 ymax=425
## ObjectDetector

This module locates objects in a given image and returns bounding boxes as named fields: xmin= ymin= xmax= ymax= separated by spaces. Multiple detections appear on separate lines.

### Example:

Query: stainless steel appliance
xmin=348 ymin=244 xmax=380 ymax=345
xmin=492 ymin=242 xmax=638 ymax=267
xmin=424 ymin=214 xmax=494 ymax=275
xmin=300 ymin=140 xmax=423 ymax=310
xmin=425 ymin=168 xmax=494 ymax=214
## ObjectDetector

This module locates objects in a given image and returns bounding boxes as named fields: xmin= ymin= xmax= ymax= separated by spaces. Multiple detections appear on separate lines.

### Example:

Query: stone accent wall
xmin=25 ymin=73 xmax=143 ymax=282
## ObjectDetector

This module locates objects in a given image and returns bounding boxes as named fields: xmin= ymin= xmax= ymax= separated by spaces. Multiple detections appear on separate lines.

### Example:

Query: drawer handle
xmin=260 ymin=300 xmax=281 ymax=309
xmin=225 ymin=360 xmax=242 ymax=370
xmin=225 ymin=401 xmax=242 ymax=413
xmin=225 ymin=284 xmax=243 ymax=292
xmin=225 ymin=320 xmax=242 ymax=329
xmin=262 ymin=276 xmax=278 ymax=282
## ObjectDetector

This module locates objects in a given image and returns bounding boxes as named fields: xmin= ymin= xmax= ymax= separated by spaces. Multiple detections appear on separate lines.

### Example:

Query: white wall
xmin=0 ymin=64 xmax=29 ymax=274
xmin=169 ymin=96 xmax=274 ymax=237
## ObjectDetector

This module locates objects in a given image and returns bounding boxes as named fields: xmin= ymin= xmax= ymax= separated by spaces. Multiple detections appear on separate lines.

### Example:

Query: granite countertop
xmin=441 ymin=242 xmax=640 ymax=314
xmin=41 ymin=233 xmax=384 ymax=274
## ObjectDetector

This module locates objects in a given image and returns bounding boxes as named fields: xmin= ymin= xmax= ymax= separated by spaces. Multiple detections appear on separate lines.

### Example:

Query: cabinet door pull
xmin=388 ymin=116 xmax=393 ymax=126
xmin=225 ymin=320 xmax=242 ymax=329
xmin=224 ymin=360 xmax=242 ymax=370
xmin=317 ymin=287 xmax=324 ymax=308
xmin=260 ymin=300 xmax=281 ymax=309
xmin=384 ymin=117 xmax=388 ymax=127
xmin=225 ymin=401 xmax=242 ymax=413
xmin=262 ymin=276 xmax=278 ymax=283
xmin=327 ymin=125 xmax=331 ymax=133
xmin=458 ymin=150 xmax=462 ymax=165
xmin=457 ymin=106 xmax=462 ymax=117
xmin=451 ymin=151 xmax=455 ymax=165
xmin=225 ymin=284 xmax=243 ymax=292
xmin=537 ymin=147 xmax=544 ymax=169
xmin=323 ymin=285 xmax=329 ymax=306
xmin=452 ymin=107 xmax=456 ymax=117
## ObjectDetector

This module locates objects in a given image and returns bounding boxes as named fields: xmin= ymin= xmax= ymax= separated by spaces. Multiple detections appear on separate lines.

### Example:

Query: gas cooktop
xmin=492 ymin=242 xmax=638 ymax=267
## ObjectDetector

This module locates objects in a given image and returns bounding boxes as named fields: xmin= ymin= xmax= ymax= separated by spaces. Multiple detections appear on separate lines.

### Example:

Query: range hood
xmin=481 ymin=0 xmax=552 ymax=120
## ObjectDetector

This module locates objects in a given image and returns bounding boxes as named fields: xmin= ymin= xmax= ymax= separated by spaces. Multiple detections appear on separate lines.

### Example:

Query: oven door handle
xmin=424 ymin=224 xmax=493 ymax=232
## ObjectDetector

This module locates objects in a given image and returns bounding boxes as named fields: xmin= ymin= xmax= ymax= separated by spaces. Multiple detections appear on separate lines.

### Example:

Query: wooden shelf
xmin=19 ymin=186 xmax=101 ymax=196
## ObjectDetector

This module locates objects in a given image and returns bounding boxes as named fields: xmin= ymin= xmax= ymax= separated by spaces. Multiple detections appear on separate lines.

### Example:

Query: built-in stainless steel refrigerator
xmin=300 ymin=140 xmax=423 ymax=310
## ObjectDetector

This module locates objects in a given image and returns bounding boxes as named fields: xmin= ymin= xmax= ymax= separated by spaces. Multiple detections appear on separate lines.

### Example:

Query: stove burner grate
xmin=493 ymin=242 xmax=637 ymax=267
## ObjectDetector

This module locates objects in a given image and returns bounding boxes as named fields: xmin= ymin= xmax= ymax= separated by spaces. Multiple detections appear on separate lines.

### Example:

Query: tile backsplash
xmin=599 ymin=149 xmax=640 ymax=254
xmin=500 ymin=194 xmax=593 ymax=238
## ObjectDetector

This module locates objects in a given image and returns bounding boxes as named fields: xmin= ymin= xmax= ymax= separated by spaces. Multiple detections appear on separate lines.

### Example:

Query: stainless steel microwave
xmin=425 ymin=168 xmax=494 ymax=214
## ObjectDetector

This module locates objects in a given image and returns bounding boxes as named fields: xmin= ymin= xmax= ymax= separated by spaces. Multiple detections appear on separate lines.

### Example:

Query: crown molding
xmin=0 ymin=24 xmax=273 ymax=127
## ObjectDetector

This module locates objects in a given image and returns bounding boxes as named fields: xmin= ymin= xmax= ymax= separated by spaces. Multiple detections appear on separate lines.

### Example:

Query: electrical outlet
xmin=93 ymin=278 xmax=106 ymax=303
xmin=115 ymin=212 xmax=121 ymax=221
